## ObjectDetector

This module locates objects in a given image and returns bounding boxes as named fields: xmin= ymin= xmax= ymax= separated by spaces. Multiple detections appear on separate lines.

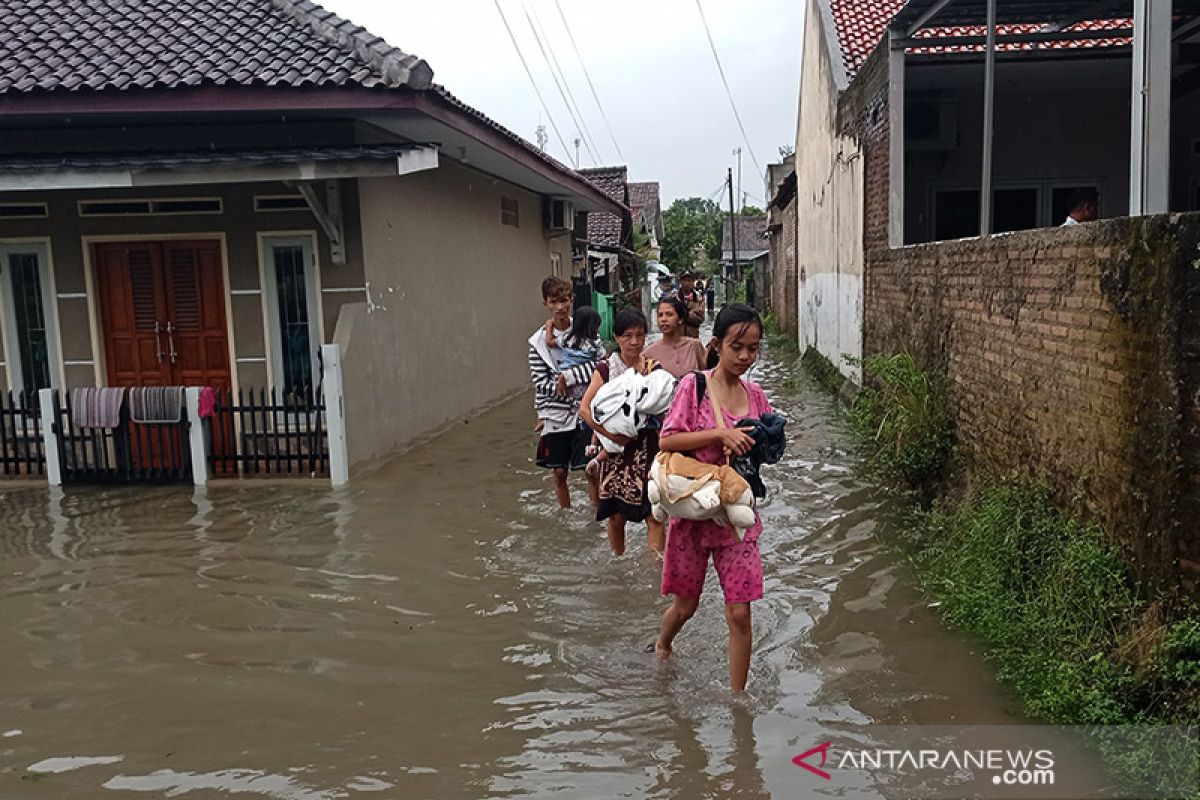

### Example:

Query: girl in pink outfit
xmin=653 ymin=304 xmax=772 ymax=692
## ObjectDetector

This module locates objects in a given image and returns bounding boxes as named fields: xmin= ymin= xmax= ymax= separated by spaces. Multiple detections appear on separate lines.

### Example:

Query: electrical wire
xmin=554 ymin=0 xmax=626 ymax=163
xmin=493 ymin=0 xmax=572 ymax=163
xmin=694 ymin=0 xmax=763 ymax=175
xmin=527 ymin=0 xmax=604 ymax=164
xmin=522 ymin=2 xmax=598 ymax=166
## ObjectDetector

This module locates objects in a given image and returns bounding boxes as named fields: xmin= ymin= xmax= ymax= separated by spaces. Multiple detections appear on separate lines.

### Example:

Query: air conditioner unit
xmin=906 ymin=95 xmax=958 ymax=152
xmin=544 ymin=197 xmax=575 ymax=232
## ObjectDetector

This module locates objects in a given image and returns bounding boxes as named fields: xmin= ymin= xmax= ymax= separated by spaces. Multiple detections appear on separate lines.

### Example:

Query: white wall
xmin=795 ymin=0 xmax=864 ymax=383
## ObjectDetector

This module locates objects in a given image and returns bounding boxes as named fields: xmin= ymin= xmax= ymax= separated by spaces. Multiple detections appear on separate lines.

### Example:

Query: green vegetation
xmin=847 ymin=353 xmax=954 ymax=488
xmin=661 ymin=197 xmax=722 ymax=273
xmin=810 ymin=349 xmax=1200 ymax=796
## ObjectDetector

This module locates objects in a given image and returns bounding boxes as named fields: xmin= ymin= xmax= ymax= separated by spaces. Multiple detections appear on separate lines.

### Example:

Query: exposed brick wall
xmin=864 ymin=214 xmax=1200 ymax=591
xmin=839 ymin=44 xmax=890 ymax=252
xmin=769 ymin=195 xmax=799 ymax=333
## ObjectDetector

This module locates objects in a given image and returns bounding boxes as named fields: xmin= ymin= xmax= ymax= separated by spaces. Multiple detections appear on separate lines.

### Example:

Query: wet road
xmin=0 ymin=350 xmax=1038 ymax=799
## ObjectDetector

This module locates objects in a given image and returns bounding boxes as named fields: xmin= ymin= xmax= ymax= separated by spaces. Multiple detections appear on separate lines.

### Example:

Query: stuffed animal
xmin=647 ymin=451 xmax=757 ymax=539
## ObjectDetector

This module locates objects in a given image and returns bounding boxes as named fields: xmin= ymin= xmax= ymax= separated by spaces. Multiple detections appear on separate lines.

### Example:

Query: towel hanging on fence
xmin=198 ymin=386 xmax=217 ymax=419
xmin=128 ymin=386 xmax=184 ymax=424
xmin=70 ymin=387 xmax=125 ymax=429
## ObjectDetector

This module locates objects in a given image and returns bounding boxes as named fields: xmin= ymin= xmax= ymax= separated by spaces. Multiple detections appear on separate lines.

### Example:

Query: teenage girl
xmin=642 ymin=297 xmax=706 ymax=380
xmin=580 ymin=309 xmax=668 ymax=556
xmin=653 ymin=304 xmax=773 ymax=692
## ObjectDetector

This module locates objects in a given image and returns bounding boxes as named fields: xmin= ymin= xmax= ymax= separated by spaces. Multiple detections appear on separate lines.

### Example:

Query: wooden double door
xmin=94 ymin=240 xmax=232 ymax=392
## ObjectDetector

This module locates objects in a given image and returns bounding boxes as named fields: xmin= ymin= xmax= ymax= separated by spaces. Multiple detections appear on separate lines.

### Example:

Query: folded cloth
xmin=70 ymin=387 xmax=125 ymax=429
xmin=731 ymin=412 xmax=788 ymax=499
xmin=590 ymin=368 xmax=677 ymax=453
xmin=128 ymin=386 xmax=184 ymax=424
xmin=198 ymin=386 xmax=217 ymax=419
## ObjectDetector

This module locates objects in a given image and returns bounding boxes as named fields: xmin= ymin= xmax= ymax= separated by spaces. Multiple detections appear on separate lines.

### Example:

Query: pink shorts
xmin=661 ymin=523 xmax=763 ymax=604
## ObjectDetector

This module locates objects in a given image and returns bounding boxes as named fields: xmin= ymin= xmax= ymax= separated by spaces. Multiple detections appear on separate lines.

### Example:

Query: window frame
xmin=0 ymin=240 xmax=62 ymax=395
xmin=259 ymin=233 xmax=323 ymax=401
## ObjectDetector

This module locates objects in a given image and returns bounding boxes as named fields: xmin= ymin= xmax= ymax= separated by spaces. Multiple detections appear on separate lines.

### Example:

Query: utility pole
xmin=536 ymin=125 xmax=548 ymax=151
xmin=733 ymin=147 xmax=743 ymax=212
xmin=573 ymin=137 xmax=581 ymax=168
xmin=727 ymin=166 xmax=738 ymax=305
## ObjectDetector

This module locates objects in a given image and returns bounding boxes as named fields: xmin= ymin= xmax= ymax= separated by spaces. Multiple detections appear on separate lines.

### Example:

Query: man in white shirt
xmin=1061 ymin=189 xmax=1099 ymax=226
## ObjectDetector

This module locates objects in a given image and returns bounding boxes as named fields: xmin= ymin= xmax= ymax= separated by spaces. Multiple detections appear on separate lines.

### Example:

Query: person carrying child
xmin=580 ymin=309 xmax=668 ymax=557
xmin=529 ymin=276 xmax=595 ymax=509
xmin=652 ymin=304 xmax=776 ymax=692
xmin=546 ymin=307 xmax=605 ymax=399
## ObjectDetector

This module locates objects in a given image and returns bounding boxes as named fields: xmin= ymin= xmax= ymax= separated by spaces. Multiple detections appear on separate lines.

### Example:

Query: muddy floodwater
xmin=1 ymin=352 xmax=1056 ymax=799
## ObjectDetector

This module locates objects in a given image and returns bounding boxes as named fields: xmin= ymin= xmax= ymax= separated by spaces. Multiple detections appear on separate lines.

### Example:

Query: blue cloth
xmin=732 ymin=412 xmax=787 ymax=499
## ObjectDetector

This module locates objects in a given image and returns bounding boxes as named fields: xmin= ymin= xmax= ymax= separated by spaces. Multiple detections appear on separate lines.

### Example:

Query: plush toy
xmin=647 ymin=451 xmax=757 ymax=539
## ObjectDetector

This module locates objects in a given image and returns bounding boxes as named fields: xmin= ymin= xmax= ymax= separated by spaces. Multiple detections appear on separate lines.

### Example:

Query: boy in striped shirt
xmin=529 ymin=276 xmax=595 ymax=508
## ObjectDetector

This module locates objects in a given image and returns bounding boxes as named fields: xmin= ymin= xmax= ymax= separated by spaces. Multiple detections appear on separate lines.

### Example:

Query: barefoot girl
xmin=580 ymin=309 xmax=668 ymax=556
xmin=653 ymin=304 xmax=773 ymax=692
xmin=643 ymin=296 xmax=706 ymax=380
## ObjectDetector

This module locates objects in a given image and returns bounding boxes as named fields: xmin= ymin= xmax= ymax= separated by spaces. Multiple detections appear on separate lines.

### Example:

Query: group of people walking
xmin=527 ymin=275 xmax=780 ymax=692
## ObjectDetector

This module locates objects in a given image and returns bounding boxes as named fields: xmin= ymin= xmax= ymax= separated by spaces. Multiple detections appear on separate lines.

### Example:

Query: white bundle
xmin=590 ymin=369 xmax=677 ymax=453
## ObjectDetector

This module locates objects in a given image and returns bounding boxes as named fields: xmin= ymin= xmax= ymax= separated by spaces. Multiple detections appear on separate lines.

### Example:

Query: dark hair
xmin=1067 ymin=188 xmax=1098 ymax=213
xmin=613 ymin=308 xmax=648 ymax=337
xmin=712 ymin=303 xmax=762 ymax=342
xmin=567 ymin=306 xmax=601 ymax=348
xmin=541 ymin=275 xmax=572 ymax=301
xmin=656 ymin=296 xmax=689 ymax=324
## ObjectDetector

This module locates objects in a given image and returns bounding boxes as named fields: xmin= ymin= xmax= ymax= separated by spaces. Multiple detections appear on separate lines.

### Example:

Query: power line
xmin=522 ymin=2 xmax=599 ymax=166
xmin=493 ymin=0 xmax=573 ymax=164
xmin=694 ymin=0 xmax=763 ymax=175
xmin=554 ymin=0 xmax=626 ymax=163
xmin=527 ymin=0 xmax=604 ymax=164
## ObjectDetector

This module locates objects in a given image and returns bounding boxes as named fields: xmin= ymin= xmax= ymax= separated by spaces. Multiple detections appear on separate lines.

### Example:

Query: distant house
xmin=628 ymin=181 xmax=664 ymax=261
xmin=0 ymin=0 xmax=623 ymax=479
xmin=721 ymin=215 xmax=769 ymax=304
xmin=576 ymin=166 xmax=633 ymax=296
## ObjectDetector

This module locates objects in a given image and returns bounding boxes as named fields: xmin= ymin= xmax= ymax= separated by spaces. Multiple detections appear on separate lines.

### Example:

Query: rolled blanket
xmin=128 ymin=386 xmax=184 ymax=424
xmin=70 ymin=387 xmax=125 ymax=429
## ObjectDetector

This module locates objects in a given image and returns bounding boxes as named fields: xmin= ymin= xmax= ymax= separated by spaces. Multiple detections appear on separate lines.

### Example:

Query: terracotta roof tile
xmin=722 ymin=215 xmax=770 ymax=257
xmin=829 ymin=0 xmax=1132 ymax=81
xmin=0 ymin=0 xmax=433 ymax=94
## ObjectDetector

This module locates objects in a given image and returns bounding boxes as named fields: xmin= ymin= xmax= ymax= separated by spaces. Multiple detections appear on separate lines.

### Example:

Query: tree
xmin=739 ymin=205 xmax=765 ymax=217
xmin=661 ymin=197 xmax=723 ymax=273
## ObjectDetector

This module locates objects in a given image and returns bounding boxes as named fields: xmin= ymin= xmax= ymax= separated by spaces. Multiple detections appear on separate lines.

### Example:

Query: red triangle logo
xmin=792 ymin=741 xmax=832 ymax=780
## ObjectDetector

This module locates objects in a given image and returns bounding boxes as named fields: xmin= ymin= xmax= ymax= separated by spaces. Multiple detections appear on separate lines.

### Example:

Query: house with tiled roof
xmin=794 ymin=0 xmax=1200 ymax=382
xmin=0 ymin=0 xmax=624 ymax=483
xmin=628 ymin=181 xmax=663 ymax=260
xmin=576 ymin=166 xmax=632 ymax=295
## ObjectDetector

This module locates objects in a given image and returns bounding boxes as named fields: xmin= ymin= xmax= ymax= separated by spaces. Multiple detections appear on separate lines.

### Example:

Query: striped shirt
xmin=529 ymin=325 xmax=595 ymax=435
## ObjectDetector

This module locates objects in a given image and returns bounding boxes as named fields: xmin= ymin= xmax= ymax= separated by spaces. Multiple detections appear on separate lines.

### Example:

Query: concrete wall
xmin=0 ymin=180 xmax=362 ymax=392
xmin=795 ymin=0 xmax=865 ymax=382
xmin=339 ymin=159 xmax=571 ymax=465
xmin=864 ymin=215 xmax=1200 ymax=591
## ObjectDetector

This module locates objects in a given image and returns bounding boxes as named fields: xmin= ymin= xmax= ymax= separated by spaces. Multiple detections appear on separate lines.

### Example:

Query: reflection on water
xmin=0 ymin=353 xmax=1033 ymax=798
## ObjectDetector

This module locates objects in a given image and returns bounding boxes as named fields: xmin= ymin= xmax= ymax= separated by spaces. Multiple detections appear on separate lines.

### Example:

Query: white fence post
xmin=37 ymin=388 xmax=62 ymax=487
xmin=322 ymin=343 xmax=349 ymax=487
xmin=185 ymin=387 xmax=208 ymax=486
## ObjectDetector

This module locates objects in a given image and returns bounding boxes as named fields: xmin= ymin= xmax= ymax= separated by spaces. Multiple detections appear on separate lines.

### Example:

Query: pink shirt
xmin=660 ymin=371 xmax=773 ymax=542
xmin=642 ymin=337 xmax=706 ymax=379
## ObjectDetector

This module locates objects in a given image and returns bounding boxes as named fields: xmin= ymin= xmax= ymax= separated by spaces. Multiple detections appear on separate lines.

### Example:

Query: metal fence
xmin=207 ymin=387 xmax=329 ymax=477
xmin=0 ymin=390 xmax=44 ymax=478
xmin=53 ymin=390 xmax=192 ymax=483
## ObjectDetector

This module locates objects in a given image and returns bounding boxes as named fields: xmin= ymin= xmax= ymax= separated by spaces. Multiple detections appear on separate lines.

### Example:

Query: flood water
xmin=0 ymin=350 xmax=1046 ymax=799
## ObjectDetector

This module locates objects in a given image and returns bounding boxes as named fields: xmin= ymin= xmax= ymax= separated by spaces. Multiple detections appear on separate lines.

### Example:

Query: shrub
xmin=847 ymin=352 xmax=954 ymax=487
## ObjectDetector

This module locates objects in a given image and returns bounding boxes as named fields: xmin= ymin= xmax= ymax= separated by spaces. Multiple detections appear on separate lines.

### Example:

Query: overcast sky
xmin=326 ymin=0 xmax=805 ymax=208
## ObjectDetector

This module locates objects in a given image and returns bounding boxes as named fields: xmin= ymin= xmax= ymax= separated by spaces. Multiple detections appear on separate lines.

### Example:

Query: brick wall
xmin=864 ymin=214 xmax=1200 ymax=591
xmin=769 ymin=195 xmax=799 ymax=333
xmin=840 ymin=45 xmax=891 ymax=252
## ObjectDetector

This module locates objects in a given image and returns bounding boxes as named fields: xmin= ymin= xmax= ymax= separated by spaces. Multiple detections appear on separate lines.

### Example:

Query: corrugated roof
xmin=0 ymin=144 xmax=421 ymax=172
xmin=0 ymin=0 xmax=432 ymax=94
